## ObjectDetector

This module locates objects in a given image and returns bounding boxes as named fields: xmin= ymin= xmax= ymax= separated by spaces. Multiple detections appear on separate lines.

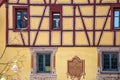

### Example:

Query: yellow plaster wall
xmin=63 ymin=6 xmax=73 ymax=16
xmin=8 ymin=3 xmax=116 ymax=46
xmin=116 ymin=32 xmax=120 ymax=45
xmin=99 ymin=32 xmax=113 ymax=45
xmin=80 ymin=6 xmax=93 ymax=16
xmin=63 ymin=32 xmax=73 ymax=45
xmin=76 ymin=32 xmax=88 ymax=45
xmin=95 ymin=32 xmax=101 ymax=45
xmin=96 ymin=6 xmax=110 ymax=16
xmin=9 ymin=0 xmax=27 ymax=3
xmin=73 ymin=0 xmax=88 ymax=4
xmin=102 ymin=0 xmax=117 ymax=3
xmin=83 ymin=18 xmax=93 ymax=30
xmin=0 ymin=5 xmax=6 ymax=48
xmin=0 ymin=5 xmax=31 ymax=80
xmin=51 ymin=31 xmax=61 ymax=45
xmin=9 ymin=5 xmax=12 ymax=29
xmin=35 ymin=32 xmax=49 ymax=45
xmin=9 ymin=31 xmax=23 ymax=45
xmin=63 ymin=18 xmax=73 ymax=30
xmin=29 ymin=0 xmax=118 ymax=4
xmin=88 ymin=32 xmax=93 ymax=45
xmin=41 ymin=18 xmax=49 ymax=30
xmin=56 ymin=47 xmax=98 ymax=80
xmin=9 ymin=0 xmax=17 ymax=3
xmin=30 ymin=32 xmax=36 ymax=45
xmin=30 ymin=18 xmax=40 ymax=29
xmin=0 ymin=0 xmax=120 ymax=80
xmin=75 ymin=18 xmax=84 ymax=30
xmin=30 ymin=0 xmax=44 ymax=4
xmin=96 ymin=18 xmax=105 ymax=30
xmin=19 ymin=0 xmax=27 ymax=3
xmin=57 ymin=0 xmax=71 ymax=4
xmin=30 ymin=6 xmax=45 ymax=15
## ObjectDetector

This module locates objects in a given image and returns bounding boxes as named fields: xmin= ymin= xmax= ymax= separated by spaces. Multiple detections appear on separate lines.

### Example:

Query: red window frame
xmin=111 ymin=5 xmax=120 ymax=30
xmin=50 ymin=5 xmax=62 ymax=30
xmin=13 ymin=6 xmax=29 ymax=32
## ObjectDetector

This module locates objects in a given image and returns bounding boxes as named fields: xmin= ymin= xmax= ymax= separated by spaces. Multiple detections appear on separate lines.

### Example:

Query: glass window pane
xmin=102 ymin=52 xmax=118 ymax=71
xmin=45 ymin=54 xmax=50 ymax=72
xmin=23 ymin=11 xmax=27 ymax=16
xmin=111 ymin=53 xmax=118 ymax=70
xmin=37 ymin=54 xmax=51 ymax=73
xmin=38 ymin=54 xmax=43 ymax=72
xmin=16 ymin=10 xmax=28 ymax=29
xmin=114 ymin=11 xmax=119 ymax=17
xmin=17 ymin=12 xmax=22 ymax=29
xmin=114 ymin=17 xmax=119 ymax=28
xmin=103 ymin=53 xmax=110 ymax=70
xmin=23 ymin=12 xmax=27 ymax=21
xmin=22 ymin=11 xmax=28 ymax=28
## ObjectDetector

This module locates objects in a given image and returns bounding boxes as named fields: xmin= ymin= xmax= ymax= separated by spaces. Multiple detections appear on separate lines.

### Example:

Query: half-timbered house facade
xmin=0 ymin=0 xmax=120 ymax=80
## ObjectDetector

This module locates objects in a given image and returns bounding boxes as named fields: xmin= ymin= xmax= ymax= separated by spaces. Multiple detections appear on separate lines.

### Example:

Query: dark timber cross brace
xmin=2 ymin=0 xmax=120 ymax=47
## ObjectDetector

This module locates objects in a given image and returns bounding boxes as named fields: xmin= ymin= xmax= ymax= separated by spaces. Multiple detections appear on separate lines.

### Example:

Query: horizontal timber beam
xmin=7 ymin=3 xmax=120 ymax=6
xmin=8 ymin=29 xmax=120 ymax=32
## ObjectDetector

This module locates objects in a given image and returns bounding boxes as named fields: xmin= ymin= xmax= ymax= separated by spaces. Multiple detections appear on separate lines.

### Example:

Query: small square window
xmin=50 ymin=5 xmax=62 ymax=30
xmin=13 ymin=6 xmax=29 ymax=31
xmin=37 ymin=53 xmax=51 ymax=73
xmin=102 ymin=52 xmax=118 ymax=71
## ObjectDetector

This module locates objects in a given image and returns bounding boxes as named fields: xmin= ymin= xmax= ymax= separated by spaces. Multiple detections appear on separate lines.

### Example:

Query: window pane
xmin=53 ymin=13 xmax=60 ymax=29
xmin=102 ymin=52 xmax=118 ymax=71
xmin=45 ymin=54 xmax=50 ymax=72
xmin=111 ymin=53 xmax=118 ymax=70
xmin=22 ymin=11 xmax=28 ymax=28
xmin=17 ymin=12 xmax=22 ymax=29
xmin=114 ymin=17 xmax=119 ymax=28
xmin=38 ymin=54 xmax=43 ymax=72
xmin=37 ymin=54 xmax=51 ymax=73
xmin=16 ymin=10 xmax=28 ymax=29
xmin=23 ymin=11 xmax=27 ymax=16
xmin=103 ymin=54 xmax=110 ymax=70
xmin=114 ymin=11 xmax=119 ymax=17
